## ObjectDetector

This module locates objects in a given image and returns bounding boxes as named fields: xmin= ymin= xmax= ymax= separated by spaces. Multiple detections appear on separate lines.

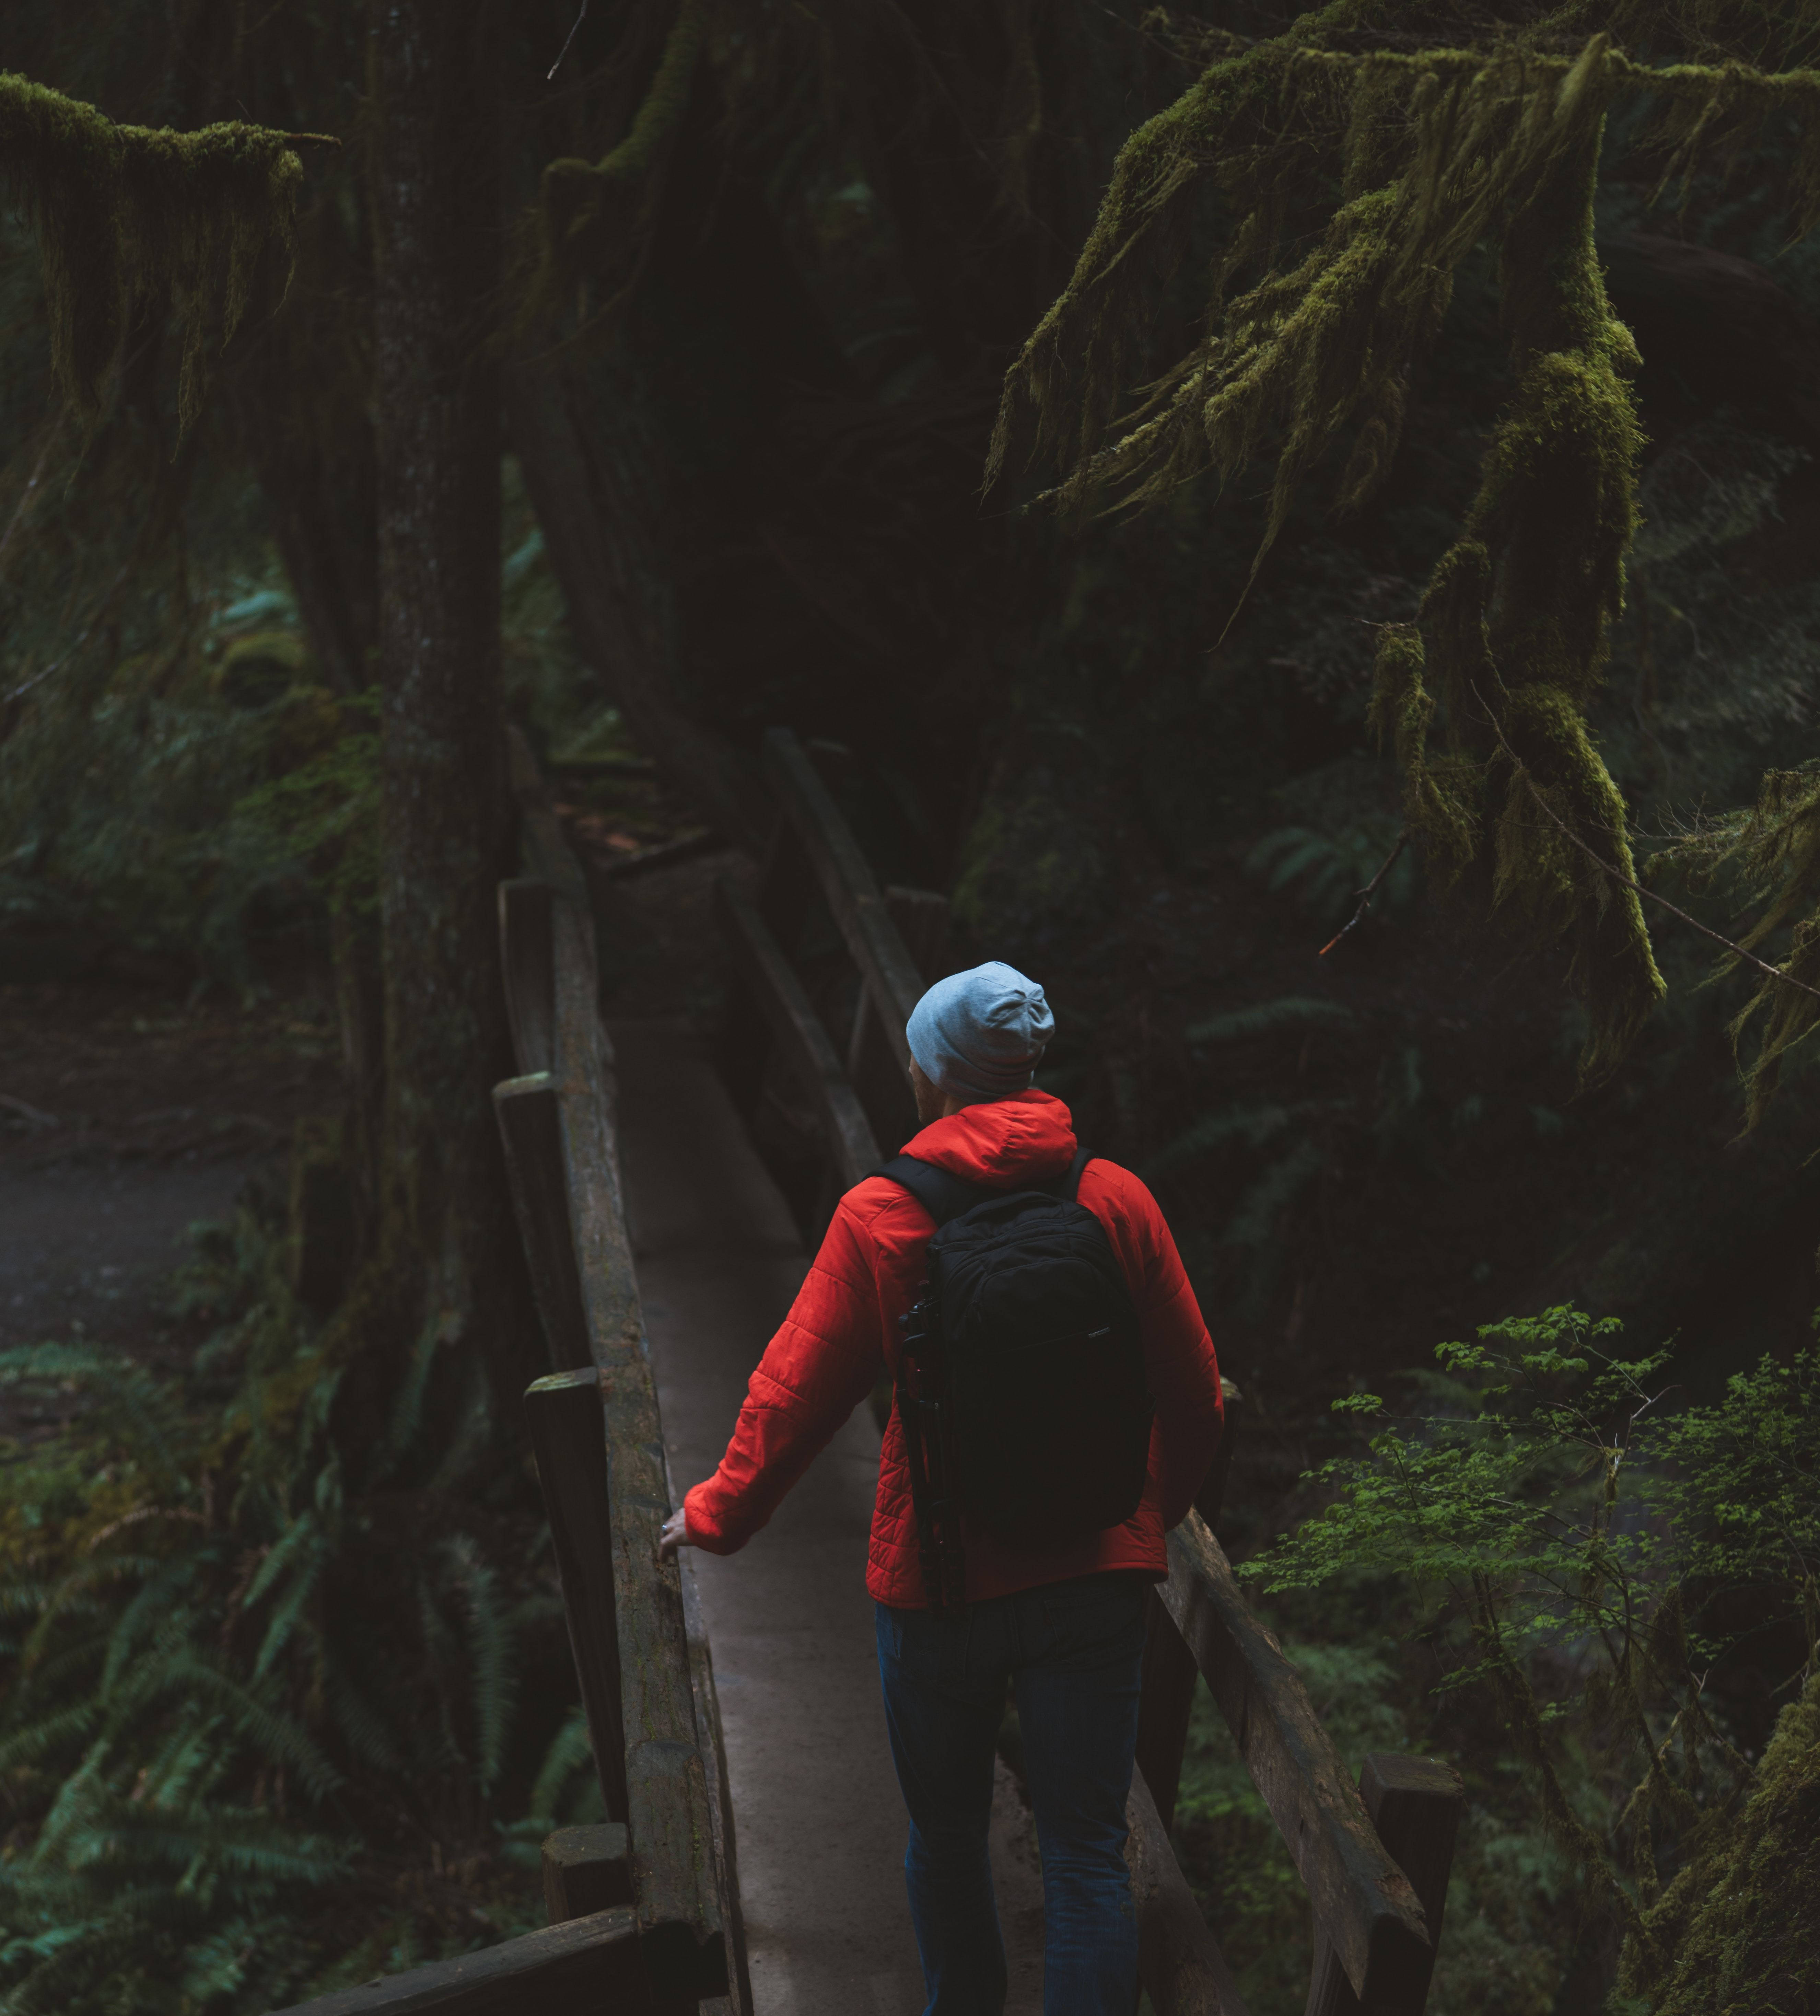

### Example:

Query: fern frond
xmin=527 ymin=1706 xmax=594 ymax=1822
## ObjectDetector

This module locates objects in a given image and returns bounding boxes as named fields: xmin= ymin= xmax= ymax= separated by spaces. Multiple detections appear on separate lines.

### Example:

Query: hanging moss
xmin=0 ymin=71 xmax=309 ymax=432
xmin=989 ymin=9 xmax=1820 ymax=1075
xmin=1618 ymin=1669 xmax=1820 ymax=2015
xmin=1366 ymin=624 xmax=1480 ymax=885
xmin=530 ymin=0 xmax=706 ymax=300
xmin=1656 ymin=763 xmax=1820 ymax=1126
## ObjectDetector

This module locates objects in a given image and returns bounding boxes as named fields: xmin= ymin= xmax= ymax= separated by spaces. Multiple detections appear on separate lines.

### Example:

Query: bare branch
xmin=1319 ymin=829 xmax=1410 ymax=957
xmin=547 ymin=0 xmax=590 ymax=81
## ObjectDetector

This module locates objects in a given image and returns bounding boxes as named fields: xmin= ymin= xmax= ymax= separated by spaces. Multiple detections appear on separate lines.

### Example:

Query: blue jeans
xmin=875 ymin=1572 xmax=1148 ymax=2016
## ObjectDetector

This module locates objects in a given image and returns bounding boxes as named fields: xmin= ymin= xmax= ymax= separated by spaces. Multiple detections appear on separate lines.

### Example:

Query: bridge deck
xmin=611 ymin=1018 xmax=1045 ymax=2015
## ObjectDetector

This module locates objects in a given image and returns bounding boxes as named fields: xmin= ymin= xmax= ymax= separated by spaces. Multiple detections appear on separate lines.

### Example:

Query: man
xmin=661 ymin=961 xmax=1224 ymax=2015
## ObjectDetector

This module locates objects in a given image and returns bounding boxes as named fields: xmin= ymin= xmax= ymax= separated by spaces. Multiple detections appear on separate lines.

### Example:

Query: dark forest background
xmin=0 ymin=3 xmax=1817 ymax=2012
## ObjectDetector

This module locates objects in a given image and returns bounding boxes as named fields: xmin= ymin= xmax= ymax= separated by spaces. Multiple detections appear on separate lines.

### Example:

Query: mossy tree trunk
xmin=356 ymin=0 xmax=539 ymax=1418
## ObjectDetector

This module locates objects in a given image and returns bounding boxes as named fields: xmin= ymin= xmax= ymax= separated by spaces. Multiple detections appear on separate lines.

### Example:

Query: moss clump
xmin=1619 ymin=1668 xmax=1820 ymax=2015
xmin=0 ymin=71 xmax=306 ymax=430
xmin=525 ymin=0 xmax=707 ymax=319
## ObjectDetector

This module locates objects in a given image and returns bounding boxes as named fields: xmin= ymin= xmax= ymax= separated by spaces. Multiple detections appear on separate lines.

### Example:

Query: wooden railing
xmin=719 ymin=728 xmax=1465 ymax=2016
xmin=272 ymin=734 xmax=748 ymax=2015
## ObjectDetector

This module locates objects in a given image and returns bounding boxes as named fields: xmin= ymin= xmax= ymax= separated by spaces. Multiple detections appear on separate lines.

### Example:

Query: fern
xmin=0 ymin=1201 xmax=565 ymax=2010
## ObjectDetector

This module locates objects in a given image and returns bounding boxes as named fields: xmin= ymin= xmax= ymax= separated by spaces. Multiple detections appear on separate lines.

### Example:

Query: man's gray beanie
xmin=906 ymin=961 xmax=1054 ymax=1103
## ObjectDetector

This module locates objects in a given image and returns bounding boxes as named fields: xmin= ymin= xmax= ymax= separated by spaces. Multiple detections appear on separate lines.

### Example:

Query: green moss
xmin=1368 ymin=623 xmax=1480 ymax=886
xmin=526 ymin=0 xmax=707 ymax=317
xmin=988 ymin=5 xmax=1820 ymax=1080
xmin=1620 ymin=1669 xmax=1820 ymax=2015
xmin=0 ymin=71 xmax=305 ymax=430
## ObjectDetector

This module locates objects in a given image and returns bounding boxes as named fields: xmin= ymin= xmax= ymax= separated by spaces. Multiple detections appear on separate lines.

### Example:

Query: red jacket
xmin=684 ymin=1090 xmax=1224 ymax=1608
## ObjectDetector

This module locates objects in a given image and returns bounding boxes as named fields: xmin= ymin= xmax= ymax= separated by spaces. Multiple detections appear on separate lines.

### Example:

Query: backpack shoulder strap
xmin=1059 ymin=1147 xmax=1091 ymax=1203
xmin=872 ymin=1154 xmax=991 ymax=1228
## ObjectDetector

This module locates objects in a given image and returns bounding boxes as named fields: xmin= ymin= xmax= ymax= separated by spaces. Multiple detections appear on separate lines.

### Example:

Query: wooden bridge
xmin=275 ymin=730 xmax=1465 ymax=2016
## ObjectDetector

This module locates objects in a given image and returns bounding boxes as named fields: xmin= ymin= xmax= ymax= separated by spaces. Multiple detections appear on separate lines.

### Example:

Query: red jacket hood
xmin=902 ymin=1088 xmax=1077 ymax=1189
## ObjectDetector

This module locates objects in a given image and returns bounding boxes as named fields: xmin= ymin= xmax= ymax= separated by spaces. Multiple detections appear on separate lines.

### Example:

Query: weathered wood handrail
xmin=525 ymin=1368 xmax=630 ymax=1823
xmin=715 ymin=877 xmax=881 ymax=1187
xmin=268 ymin=1908 xmax=645 ymax=2016
xmin=1157 ymin=1512 xmax=1447 ymax=2011
xmin=760 ymin=727 xmax=928 ymax=1066
xmin=530 ymin=760 xmax=732 ymax=2004
xmin=1306 ymin=1754 xmax=1462 ymax=2016
xmin=492 ymin=1075 xmax=591 ymax=1371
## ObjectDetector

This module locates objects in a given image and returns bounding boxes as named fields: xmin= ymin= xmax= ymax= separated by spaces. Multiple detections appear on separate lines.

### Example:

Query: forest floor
xmin=0 ymin=974 xmax=340 ymax=1439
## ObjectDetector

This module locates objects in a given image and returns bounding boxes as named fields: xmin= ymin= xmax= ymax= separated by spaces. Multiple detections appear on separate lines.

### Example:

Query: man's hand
xmin=658 ymin=1507 xmax=695 ymax=1559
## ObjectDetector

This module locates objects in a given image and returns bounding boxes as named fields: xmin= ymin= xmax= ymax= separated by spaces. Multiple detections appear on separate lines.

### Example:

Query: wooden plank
xmin=677 ymin=1504 xmax=753 ymax=2016
xmin=761 ymin=727 xmax=926 ymax=1064
xmin=493 ymin=1075 xmax=591 ymax=1372
xmin=498 ymin=877 xmax=556 ymax=1078
xmin=1160 ymin=1512 xmax=1433 ymax=2008
xmin=715 ymin=877 xmax=880 ymax=1191
xmin=542 ymin=1822 xmax=632 ymax=1922
xmin=267 ymin=1908 xmax=643 ymax=2016
xmin=1305 ymin=1756 xmax=1463 ymax=2016
xmin=1126 ymin=1762 xmax=1254 ymax=2016
xmin=524 ymin=1368 xmax=629 ymax=1823
xmin=549 ymin=873 xmax=727 ymax=2002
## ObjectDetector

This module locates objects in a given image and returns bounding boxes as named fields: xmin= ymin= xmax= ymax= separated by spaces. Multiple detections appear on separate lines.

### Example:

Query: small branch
xmin=1319 ymin=829 xmax=1409 ymax=956
xmin=547 ymin=0 xmax=590 ymax=80
xmin=1472 ymin=685 xmax=1820 ymax=1007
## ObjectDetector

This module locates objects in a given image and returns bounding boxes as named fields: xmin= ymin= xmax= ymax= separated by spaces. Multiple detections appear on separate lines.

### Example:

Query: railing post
xmin=525 ymin=1368 xmax=630 ymax=1824
xmin=1304 ymin=1755 xmax=1463 ymax=2016
xmin=493 ymin=1074 xmax=592 ymax=1372
xmin=542 ymin=1821 xmax=632 ymax=1922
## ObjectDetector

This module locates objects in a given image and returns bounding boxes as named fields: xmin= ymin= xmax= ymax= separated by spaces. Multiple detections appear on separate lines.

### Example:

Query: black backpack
xmin=877 ymin=1147 xmax=1152 ymax=1611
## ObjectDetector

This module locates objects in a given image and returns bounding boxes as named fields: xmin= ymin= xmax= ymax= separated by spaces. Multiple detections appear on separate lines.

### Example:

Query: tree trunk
xmin=364 ymin=0 xmax=538 ymax=1412
xmin=504 ymin=361 xmax=772 ymax=853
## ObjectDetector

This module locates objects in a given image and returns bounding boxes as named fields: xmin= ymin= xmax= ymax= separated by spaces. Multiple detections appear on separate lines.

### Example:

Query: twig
xmin=1472 ymin=685 xmax=1820 ymax=1007
xmin=0 ymin=418 xmax=65 ymax=582
xmin=1319 ymin=829 xmax=1410 ymax=956
xmin=548 ymin=0 xmax=590 ymax=80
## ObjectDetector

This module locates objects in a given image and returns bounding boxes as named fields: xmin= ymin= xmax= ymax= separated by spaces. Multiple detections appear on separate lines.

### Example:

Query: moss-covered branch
xmin=0 ymin=72 xmax=320 ymax=430
xmin=991 ymin=7 xmax=1820 ymax=1077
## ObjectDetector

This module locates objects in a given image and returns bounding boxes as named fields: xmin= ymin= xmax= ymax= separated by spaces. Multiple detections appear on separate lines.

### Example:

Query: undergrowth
xmin=0 ymin=1198 xmax=599 ymax=2013
xmin=1175 ymin=1307 xmax=1819 ymax=2016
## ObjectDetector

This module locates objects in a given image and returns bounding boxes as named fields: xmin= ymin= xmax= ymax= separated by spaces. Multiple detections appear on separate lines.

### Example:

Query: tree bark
xmin=367 ymin=0 xmax=538 ymax=1409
